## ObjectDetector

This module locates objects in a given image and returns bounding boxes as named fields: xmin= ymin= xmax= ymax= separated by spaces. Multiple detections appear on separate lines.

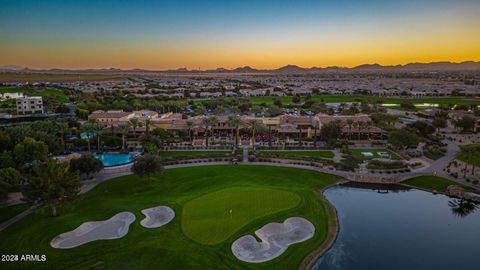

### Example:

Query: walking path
xmin=0 ymin=206 xmax=35 ymax=232
xmin=417 ymin=140 xmax=459 ymax=177
xmin=243 ymin=146 xmax=249 ymax=162
xmin=0 ymin=139 xmax=465 ymax=232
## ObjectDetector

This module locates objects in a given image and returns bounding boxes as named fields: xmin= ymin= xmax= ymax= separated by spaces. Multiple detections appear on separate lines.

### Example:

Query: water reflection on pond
xmin=312 ymin=183 xmax=479 ymax=270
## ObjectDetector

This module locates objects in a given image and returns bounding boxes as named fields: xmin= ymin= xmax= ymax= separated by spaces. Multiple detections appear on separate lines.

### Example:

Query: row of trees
xmin=0 ymin=119 xmax=72 ymax=155
xmin=80 ymin=116 xmax=157 ymax=152
xmin=459 ymin=145 xmax=480 ymax=178
xmin=76 ymin=95 xmax=188 ymax=118
xmin=0 ymin=118 xmax=108 ymax=215
xmin=454 ymin=116 xmax=476 ymax=132
xmin=1 ymin=153 xmax=105 ymax=216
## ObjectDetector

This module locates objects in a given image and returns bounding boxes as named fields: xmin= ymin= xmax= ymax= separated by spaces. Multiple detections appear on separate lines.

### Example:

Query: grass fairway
xmin=402 ymin=176 xmax=470 ymax=192
xmin=182 ymin=187 xmax=300 ymax=245
xmin=260 ymin=150 xmax=334 ymax=159
xmin=0 ymin=86 xmax=69 ymax=106
xmin=0 ymin=165 xmax=339 ymax=270
xmin=0 ymin=203 xmax=30 ymax=223
xmin=350 ymin=148 xmax=401 ymax=160
xmin=243 ymin=95 xmax=480 ymax=106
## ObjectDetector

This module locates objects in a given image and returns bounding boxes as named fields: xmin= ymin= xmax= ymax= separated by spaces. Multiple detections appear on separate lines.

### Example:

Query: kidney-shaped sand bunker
xmin=231 ymin=217 xmax=315 ymax=263
xmin=140 ymin=206 xmax=175 ymax=228
xmin=51 ymin=212 xmax=136 ymax=249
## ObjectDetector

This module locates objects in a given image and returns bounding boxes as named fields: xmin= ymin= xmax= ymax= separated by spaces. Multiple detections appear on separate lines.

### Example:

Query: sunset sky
xmin=1 ymin=0 xmax=479 ymax=70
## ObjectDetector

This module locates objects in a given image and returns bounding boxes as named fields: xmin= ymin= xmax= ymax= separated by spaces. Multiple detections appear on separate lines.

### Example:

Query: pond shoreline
xmin=300 ymin=183 xmax=344 ymax=270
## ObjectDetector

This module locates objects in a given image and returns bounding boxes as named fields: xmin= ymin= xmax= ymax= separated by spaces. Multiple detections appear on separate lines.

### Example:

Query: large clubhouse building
xmin=89 ymin=110 xmax=386 ymax=145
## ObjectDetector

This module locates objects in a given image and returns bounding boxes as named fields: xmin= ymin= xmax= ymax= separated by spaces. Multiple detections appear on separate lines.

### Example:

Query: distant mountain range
xmin=2 ymin=61 xmax=480 ymax=74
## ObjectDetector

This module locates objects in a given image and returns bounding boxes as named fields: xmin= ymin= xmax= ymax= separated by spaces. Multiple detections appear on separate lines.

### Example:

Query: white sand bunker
xmin=231 ymin=217 xmax=315 ymax=263
xmin=51 ymin=212 xmax=135 ymax=249
xmin=140 ymin=206 xmax=175 ymax=228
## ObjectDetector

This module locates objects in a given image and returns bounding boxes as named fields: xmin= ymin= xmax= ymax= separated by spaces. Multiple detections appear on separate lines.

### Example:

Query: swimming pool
xmin=80 ymin=132 xmax=95 ymax=139
xmin=95 ymin=153 xmax=138 ymax=167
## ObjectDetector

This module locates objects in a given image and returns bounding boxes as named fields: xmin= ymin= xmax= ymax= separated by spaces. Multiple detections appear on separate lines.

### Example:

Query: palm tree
xmin=247 ymin=119 xmax=260 ymax=145
xmin=448 ymin=199 xmax=478 ymax=218
xmin=357 ymin=121 xmax=366 ymax=140
xmin=129 ymin=118 xmax=141 ymax=139
xmin=117 ymin=123 xmax=131 ymax=150
xmin=227 ymin=115 xmax=242 ymax=146
xmin=145 ymin=119 xmax=152 ymax=136
xmin=346 ymin=119 xmax=354 ymax=140
xmin=81 ymin=120 xmax=96 ymax=152
xmin=365 ymin=120 xmax=373 ymax=140
xmin=56 ymin=121 xmax=69 ymax=150
xmin=469 ymin=145 xmax=480 ymax=176
xmin=268 ymin=125 xmax=273 ymax=147
xmin=92 ymin=122 xmax=104 ymax=152
xmin=459 ymin=145 xmax=479 ymax=177
xmin=297 ymin=126 xmax=303 ymax=146
xmin=186 ymin=120 xmax=194 ymax=144
xmin=352 ymin=121 xmax=359 ymax=140
xmin=201 ymin=116 xmax=218 ymax=148
xmin=313 ymin=121 xmax=319 ymax=148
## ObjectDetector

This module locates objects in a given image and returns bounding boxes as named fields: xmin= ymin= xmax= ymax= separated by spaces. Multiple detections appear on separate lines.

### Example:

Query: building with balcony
xmin=16 ymin=96 xmax=44 ymax=115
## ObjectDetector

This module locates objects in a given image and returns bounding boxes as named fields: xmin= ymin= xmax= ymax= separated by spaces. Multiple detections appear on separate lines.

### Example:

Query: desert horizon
xmin=1 ymin=1 xmax=479 ymax=270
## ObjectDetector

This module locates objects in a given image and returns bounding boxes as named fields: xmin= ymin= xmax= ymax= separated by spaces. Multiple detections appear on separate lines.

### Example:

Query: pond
xmin=312 ymin=183 xmax=480 ymax=270
xmin=95 ymin=153 xmax=137 ymax=167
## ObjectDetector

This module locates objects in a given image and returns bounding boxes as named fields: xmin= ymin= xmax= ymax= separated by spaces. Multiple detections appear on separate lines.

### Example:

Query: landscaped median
xmin=254 ymin=150 xmax=335 ymax=165
xmin=350 ymin=148 xmax=401 ymax=160
xmin=158 ymin=150 xmax=241 ymax=165
xmin=0 ymin=165 xmax=340 ymax=270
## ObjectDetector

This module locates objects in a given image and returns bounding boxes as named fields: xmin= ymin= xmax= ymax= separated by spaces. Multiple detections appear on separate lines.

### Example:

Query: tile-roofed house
xmin=314 ymin=113 xmax=370 ymax=126
xmin=88 ymin=110 xmax=134 ymax=123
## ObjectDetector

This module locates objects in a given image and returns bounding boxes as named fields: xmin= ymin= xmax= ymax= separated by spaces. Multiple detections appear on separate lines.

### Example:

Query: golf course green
xmin=182 ymin=187 xmax=301 ymax=245
xmin=0 ymin=165 xmax=339 ymax=270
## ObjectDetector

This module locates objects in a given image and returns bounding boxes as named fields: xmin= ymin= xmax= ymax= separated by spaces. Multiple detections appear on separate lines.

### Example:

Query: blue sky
xmin=1 ymin=0 xmax=479 ymax=69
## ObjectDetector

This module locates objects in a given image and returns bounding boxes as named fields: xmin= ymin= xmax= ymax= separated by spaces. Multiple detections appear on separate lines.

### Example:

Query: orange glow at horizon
xmin=1 ymin=7 xmax=480 ymax=70
xmin=2 ymin=37 xmax=479 ymax=70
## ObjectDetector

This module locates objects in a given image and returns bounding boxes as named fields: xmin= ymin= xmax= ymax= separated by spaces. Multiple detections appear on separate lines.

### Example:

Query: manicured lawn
xmin=182 ymin=187 xmax=300 ymax=245
xmin=350 ymin=148 xmax=401 ymax=160
xmin=402 ymin=176 xmax=470 ymax=192
xmin=160 ymin=150 xmax=231 ymax=158
xmin=0 ymin=165 xmax=339 ymax=270
xmin=0 ymin=86 xmax=69 ymax=106
xmin=0 ymin=203 xmax=30 ymax=223
xmin=457 ymin=144 xmax=480 ymax=166
xmin=260 ymin=150 xmax=334 ymax=159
